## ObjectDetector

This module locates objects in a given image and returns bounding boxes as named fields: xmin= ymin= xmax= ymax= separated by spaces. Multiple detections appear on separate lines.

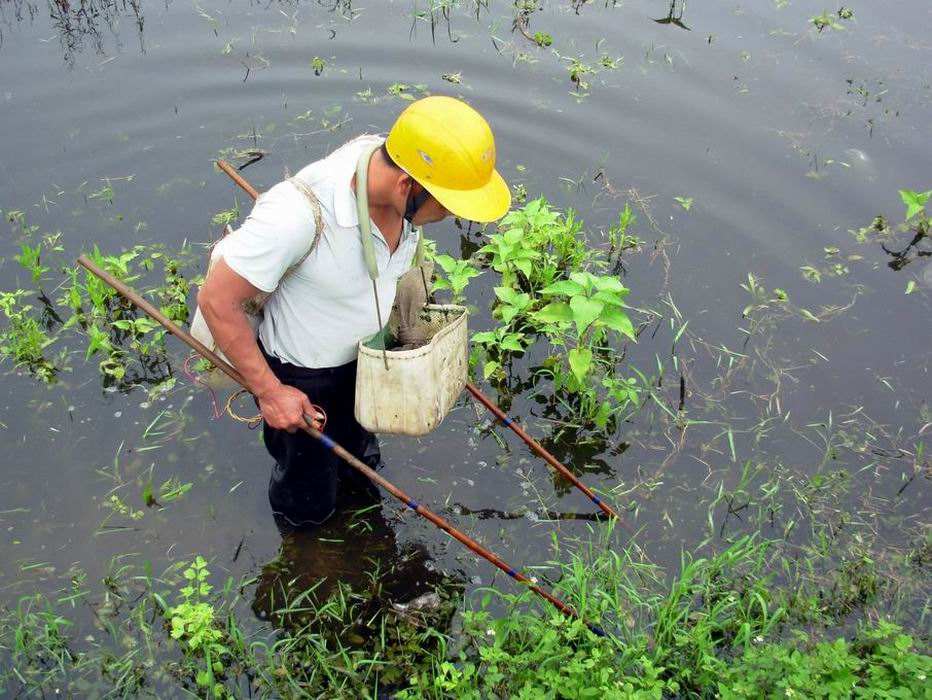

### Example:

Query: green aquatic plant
xmin=0 ymin=290 xmax=60 ymax=382
xmin=14 ymin=243 xmax=50 ymax=284
xmin=464 ymin=197 xmax=641 ymax=429
xmin=564 ymin=55 xmax=595 ymax=94
xmin=166 ymin=556 xmax=231 ymax=695
xmin=811 ymin=8 xmax=854 ymax=33
xmin=674 ymin=195 xmax=694 ymax=211
xmin=478 ymin=197 xmax=589 ymax=291
xmin=432 ymin=254 xmax=482 ymax=303
xmin=398 ymin=533 xmax=930 ymax=698
xmin=606 ymin=203 xmax=643 ymax=258
xmin=530 ymin=272 xmax=639 ymax=428
xmin=899 ymin=188 xmax=930 ymax=222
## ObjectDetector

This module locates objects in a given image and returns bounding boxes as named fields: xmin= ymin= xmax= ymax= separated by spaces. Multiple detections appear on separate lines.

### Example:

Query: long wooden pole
xmin=75 ymin=255 xmax=604 ymax=636
xmin=465 ymin=383 xmax=627 ymax=526
xmin=215 ymin=160 xmax=626 ymax=526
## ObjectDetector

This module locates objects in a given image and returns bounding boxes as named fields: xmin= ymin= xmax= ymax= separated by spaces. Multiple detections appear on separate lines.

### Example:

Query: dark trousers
xmin=261 ymin=347 xmax=382 ymax=527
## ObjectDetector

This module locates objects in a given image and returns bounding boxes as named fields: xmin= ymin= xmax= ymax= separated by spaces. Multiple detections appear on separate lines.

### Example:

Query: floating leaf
xmin=799 ymin=308 xmax=821 ymax=323
xmin=899 ymin=189 xmax=931 ymax=221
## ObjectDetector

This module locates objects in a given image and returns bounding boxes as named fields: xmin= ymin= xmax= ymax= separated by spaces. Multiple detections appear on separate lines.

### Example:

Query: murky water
xmin=1 ymin=0 xmax=929 ymax=660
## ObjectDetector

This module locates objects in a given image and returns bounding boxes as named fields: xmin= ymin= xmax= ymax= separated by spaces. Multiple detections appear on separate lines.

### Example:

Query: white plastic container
xmin=354 ymin=304 xmax=467 ymax=436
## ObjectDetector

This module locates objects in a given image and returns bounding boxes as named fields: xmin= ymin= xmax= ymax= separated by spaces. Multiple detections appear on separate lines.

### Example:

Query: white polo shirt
xmin=221 ymin=135 xmax=420 ymax=369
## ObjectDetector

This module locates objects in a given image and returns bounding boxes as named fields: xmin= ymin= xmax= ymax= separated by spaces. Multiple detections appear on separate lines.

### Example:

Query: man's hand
xmin=257 ymin=382 xmax=323 ymax=433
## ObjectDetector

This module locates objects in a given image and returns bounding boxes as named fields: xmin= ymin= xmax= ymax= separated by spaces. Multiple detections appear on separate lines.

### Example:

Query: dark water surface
xmin=0 ymin=0 xmax=930 ymax=657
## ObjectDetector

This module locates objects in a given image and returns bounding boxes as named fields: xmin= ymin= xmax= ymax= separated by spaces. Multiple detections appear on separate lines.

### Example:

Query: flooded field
xmin=0 ymin=0 xmax=929 ymax=696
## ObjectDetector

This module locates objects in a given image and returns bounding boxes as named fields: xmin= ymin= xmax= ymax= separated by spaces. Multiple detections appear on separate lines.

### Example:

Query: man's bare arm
xmin=197 ymin=259 xmax=321 ymax=433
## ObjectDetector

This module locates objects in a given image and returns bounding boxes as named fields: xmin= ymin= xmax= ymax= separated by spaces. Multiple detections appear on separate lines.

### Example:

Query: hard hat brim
xmin=422 ymin=167 xmax=512 ymax=223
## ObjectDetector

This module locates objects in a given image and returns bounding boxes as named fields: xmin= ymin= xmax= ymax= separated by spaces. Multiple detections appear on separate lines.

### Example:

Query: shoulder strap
xmin=285 ymin=176 xmax=325 ymax=277
xmin=355 ymin=144 xmax=382 ymax=282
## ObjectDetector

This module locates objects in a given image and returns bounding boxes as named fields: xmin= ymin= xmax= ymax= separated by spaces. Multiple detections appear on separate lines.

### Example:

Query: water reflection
xmin=653 ymin=0 xmax=690 ymax=31
xmin=252 ymin=502 xmax=459 ymax=630
xmin=42 ymin=0 xmax=145 ymax=65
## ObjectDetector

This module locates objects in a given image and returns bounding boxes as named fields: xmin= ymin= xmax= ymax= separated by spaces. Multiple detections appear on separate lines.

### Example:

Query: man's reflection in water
xmin=252 ymin=486 xmax=461 ymax=634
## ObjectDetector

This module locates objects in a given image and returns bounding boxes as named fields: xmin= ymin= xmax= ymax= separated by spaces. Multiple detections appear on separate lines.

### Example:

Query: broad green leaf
xmin=471 ymin=331 xmax=496 ymax=344
xmin=568 ymin=347 xmax=592 ymax=384
xmin=433 ymin=254 xmax=457 ymax=273
xmin=500 ymin=333 xmax=525 ymax=352
xmin=503 ymin=228 xmax=523 ymax=245
xmin=592 ymin=290 xmax=628 ymax=307
xmin=569 ymin=271 xmax=596 ymax=290
xmin=483 ymin=360 xmax=500 ymax=379
xmin=899 ymin=189 xmax=931 ymax=221
xmin=600 ymin=307 xmax=636 ymax=340
xmin=493 ymin=286 xmax=518 ymax=305
xmin=513 ymin=258 xmax=534 ymax=280
xmin=540 ymin=279 xmax=585 ymax=296
xmin=570 ymin=296 xmax=604 ymax=337
xmin=501 ymin=304 xmax=521 ymax=323
xmin=534 ymin=302 xmax=573 ymax=324
xmin=591 ymin=276 xmax=628 ymax=294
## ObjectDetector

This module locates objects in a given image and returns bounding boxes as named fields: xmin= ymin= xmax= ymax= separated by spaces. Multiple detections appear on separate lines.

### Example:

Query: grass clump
xmin=399 ymin=536 xmax=930 ymax=698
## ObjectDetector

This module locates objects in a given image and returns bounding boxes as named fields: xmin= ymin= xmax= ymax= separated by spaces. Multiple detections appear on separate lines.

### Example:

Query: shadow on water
xmin=252 ymin=502 xmax=462 ymax=635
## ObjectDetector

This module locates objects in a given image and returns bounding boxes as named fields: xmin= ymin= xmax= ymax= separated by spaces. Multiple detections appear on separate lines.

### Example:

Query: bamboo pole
xmin=75 ymin=254 xmax=605 ymax=637
xmin=215 ymin=160 xmax=259 ymax=201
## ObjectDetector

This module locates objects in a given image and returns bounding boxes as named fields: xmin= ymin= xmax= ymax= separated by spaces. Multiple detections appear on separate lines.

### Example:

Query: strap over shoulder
xmin=355 ymin=145 xmax=428 ymax=279
xmin=287 ymin=176 xmax=325 ymax=270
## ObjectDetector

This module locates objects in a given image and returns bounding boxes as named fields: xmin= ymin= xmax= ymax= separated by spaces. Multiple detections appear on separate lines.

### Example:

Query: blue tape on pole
xmin=407 ymin=499 xmax=419 ymax=510
xmin=320 ymin=434 xmax=335 ymax=450
xmin=588 ymin=623 xmax=607 ymax=637
xmin=592 ymin=496 xmax=602 ymax=505
xmin=506 ymin=568 xmax=517 ymax=579
xmin=501 ymin=416 xmax=512 ymax=427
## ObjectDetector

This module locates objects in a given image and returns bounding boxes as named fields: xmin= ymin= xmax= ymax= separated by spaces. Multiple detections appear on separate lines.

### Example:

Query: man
xmin=198 ymin=96 xmax=510 ymax=527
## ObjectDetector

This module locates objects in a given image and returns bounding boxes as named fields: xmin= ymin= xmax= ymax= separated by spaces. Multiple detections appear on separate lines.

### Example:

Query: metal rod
xmin=465 ymin=383 xmax=628 ymax=527
xmin=75 ymin=255 xmax=604 ymax=636
xmin=215 ymin=162 xmax=628 ymax=531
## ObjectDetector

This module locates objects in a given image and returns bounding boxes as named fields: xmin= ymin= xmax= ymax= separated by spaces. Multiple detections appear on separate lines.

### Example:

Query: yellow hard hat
xmin=385 ymin=96 xmax=511 ymax=223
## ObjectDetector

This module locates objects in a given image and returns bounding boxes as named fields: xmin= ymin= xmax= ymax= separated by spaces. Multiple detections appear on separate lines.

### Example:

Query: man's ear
xmin=397 ymin=172 xmax=415 ymax=193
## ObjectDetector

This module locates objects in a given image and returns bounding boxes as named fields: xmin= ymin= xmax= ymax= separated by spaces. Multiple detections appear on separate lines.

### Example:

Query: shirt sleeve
xmin=220 ymin=181 xmax=316 ymax=293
